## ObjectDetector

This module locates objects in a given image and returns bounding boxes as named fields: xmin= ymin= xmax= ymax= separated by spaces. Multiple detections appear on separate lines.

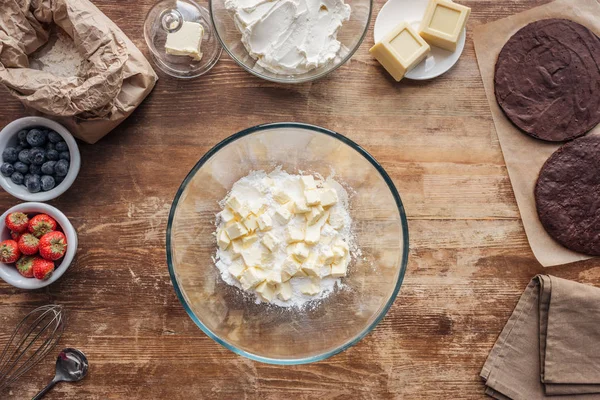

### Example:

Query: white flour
xmin=214 ymin=168 xmax=356 ymax=308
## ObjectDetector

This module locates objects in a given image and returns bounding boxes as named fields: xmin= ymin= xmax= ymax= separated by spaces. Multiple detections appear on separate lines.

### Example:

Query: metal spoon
xmin=32 ymin=348 xmax=88 ymax=400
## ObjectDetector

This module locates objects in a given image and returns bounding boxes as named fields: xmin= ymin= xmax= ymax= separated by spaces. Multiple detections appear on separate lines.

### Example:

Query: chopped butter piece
xmin=256 ymin=281 xmax=276 ymax=302
xmin=302 ymin=261 xmax=320 ymax=277
xmin=165 ymin=21 xmax=204 ymax=61
xmin=300 ymin=175 xmax=317 ymax=190
xmin=278 ymin=281 xmax=293 ymax=301
xmin=320 ymin=247 xmax=334 ymax=264
xmin=333 ymin=246 xmax=345 ymax=262
xmin=226 ymin=195 xmax=244 ymax=214
xmin=419 ymin=0 xmax=471 ymax=52
xmin=231 ymin=239 xmax=243 ymax=259
xmin=266 ymin=271 xmax=282 ymax=285
xmin=306 ymin=205 xmax=325 ymax=225
xmin=287 ymin=225 xmax=305 ymax=243
xmin=261 ymin=231 xmax=279 ymax=252
xmin=242 ymin=247 xmax=263 ymax=268
xmin=217 ymin=229 xmax=231 ymax=250
xmin=273 ymin=189 xmax=291 ymax=204
xmin=225 ymin=222 xmax=248 ymax=240
xmin=369 ymin=21 xmax=431 ymax=82
xmin=227 ymin=261 xmax=246 ymax=278
xmin=257 ymin=213 xmax=273 ymax=231
xmin=274 ymin=205 xmax=292 ymax=224
xmin=305 ymin=211 xmax=328 ymax=244
xmin=240 ymin=267 xmax=264 ymax=289
xmin=290 ymin=242 xmax=310 ymax=262
xmin=319 ymin=188 xmax=338 ymax=207
xmin=293 ymin=198 xmax=311 ymax=214
xmin=220 ymin=208 xmax=235 ymax=223
xmin=300 ymin=279 xmax=320 ymax=295
xmin=243 ymin=214 xmax=258 ymax=232
xmin=242 ymin=234 xmax=259 ymax=248
xmin=281 ymin=257 xmax=301 ymax=281
xmin=305 ymin=190 xmax=321 ymax=206
xmin=331 ymin=259 xmax=348 ymax=278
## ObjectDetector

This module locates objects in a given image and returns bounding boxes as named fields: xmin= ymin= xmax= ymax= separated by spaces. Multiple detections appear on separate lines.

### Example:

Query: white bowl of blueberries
xmin=0 ymin=117 xmax=80 ymax=202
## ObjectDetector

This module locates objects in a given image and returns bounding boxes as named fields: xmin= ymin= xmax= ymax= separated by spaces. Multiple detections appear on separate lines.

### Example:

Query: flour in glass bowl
xmin=213 ymin=168 xmax=356 ymax=308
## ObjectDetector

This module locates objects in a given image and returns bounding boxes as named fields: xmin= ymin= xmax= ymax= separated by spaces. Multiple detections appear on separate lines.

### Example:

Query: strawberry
xmin=38 ymin=231 xmax=67 ymax=261
xmin=10 ymin=231 xmax=22 ymax=241
xmin=28 ymin=214 xmax=57 ymax=238
xmin=18 ymin=233 xmax=40 ymax=256
xmin=0 ymin=240 xmax=21 ymax=263
xmin=15 ymin=255 xmax=35 ymax=278
xmin=5 ymin=212 xmax=29 ymax=233
xmin=32 ymin=257 xmax=54 ymax=280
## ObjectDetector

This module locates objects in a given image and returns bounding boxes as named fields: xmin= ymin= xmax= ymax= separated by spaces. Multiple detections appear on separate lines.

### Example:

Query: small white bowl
xmin=0 ymin=202 xmax=77 ymax=289
xmin=0 ymin=117 xmax=81 ymax=201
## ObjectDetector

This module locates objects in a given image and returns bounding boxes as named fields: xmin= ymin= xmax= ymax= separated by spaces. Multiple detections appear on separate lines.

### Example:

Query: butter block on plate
xmin=418 ymin=0 xmax=470 ymax=52
xmin=165 ymin=21 xmax=204 ymax=61
xmin=369 ymin=22 xmax=430 ymax=82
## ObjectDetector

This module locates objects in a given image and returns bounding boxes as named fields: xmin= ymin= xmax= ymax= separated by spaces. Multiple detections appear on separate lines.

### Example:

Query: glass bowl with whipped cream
xmin=209 ymin=0 xmax=372 ymax=82
xmin=167 ymin=123 xmax=408 ymax=364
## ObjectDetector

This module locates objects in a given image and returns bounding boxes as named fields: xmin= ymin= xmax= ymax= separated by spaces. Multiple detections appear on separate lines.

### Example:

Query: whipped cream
xmin=225 ymin=0 xmax=351 ymax=74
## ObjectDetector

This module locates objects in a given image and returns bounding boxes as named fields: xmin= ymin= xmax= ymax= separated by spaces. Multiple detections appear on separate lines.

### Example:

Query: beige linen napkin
xmin=481 ymin=275 xmax=600 ymax=399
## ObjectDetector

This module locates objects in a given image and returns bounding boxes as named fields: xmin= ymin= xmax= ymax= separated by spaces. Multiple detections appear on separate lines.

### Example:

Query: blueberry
xmin=17 ymin=130 xmax=28 ymax=143
xmin=55 ymin=141 xmax=68 ymax=152
xmin=18 ymin=149 xmax=30 ymax=164
xmin=18 ymin=139 xmax=29 ymax=148
xmin=54 ymin=175 xmax=65 ymax=185
xmin=24 ymin=174 xmax=32 ymax=184
xmin=1 ymin=163 xmax=14 ymax=177
xmin=40 ymin=175 xmax=55 ymax=191
xmin=26 ymin=129 xmax=46 ymax=147
xmin=46 ymin=149 xmax=59 ymax=161
xmin=10 ymin=172 xmax=23 ymax=185
xmin=2 ymin=147 xmax=18 ymax=163
xmin=14 ymin=162 xmax=29 ymax=174
xmin=48 ymin=131 xmax=63 ymax=143
xmin=29 ymin=163 xmax=42 ymax=175
xmin=45 ymin=142 xmax=55 ymax=151
xmin=15 ymin=145 xmax=23 ymax=153
xmin=54 ymin=159 xmax=69 ymax=177
xmin=26 ymin=174 xmax=41 ymax=193
xmin=28 ymin=147 xmax=46 ymax=165
xmin=41 ymin=161 xmax=56 ymax=175
xmin=59 ymin=151 xmax=70 ymax=161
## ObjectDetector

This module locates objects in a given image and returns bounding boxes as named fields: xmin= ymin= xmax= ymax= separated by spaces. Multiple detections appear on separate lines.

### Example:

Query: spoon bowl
xmin=32 ymin=348 xmax=88 ymax=399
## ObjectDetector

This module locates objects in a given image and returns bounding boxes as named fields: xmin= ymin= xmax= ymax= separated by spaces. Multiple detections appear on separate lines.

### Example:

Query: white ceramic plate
xmin=373 ymin=0 xmax=467 ymax=80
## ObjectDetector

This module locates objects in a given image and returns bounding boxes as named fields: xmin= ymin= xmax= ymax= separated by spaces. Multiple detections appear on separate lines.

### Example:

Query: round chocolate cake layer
xmin=495 ymin=19 xmax=600 ymax=142
xmin=536 ymin=135 xmax=600 ymax=255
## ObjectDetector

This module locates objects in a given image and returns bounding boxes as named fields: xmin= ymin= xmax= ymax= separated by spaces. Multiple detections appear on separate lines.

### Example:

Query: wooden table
xmin=1 ymin=0 xmax=599 ymax=398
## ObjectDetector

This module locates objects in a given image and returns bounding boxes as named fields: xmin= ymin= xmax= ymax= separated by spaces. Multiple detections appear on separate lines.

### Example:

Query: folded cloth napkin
xmin=481 ymin=275 xmax=600 ymax=399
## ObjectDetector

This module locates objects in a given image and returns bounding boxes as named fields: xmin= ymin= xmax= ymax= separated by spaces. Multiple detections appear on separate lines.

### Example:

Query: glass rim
xmin=208 ymin=0 xmax=373 ymax=83
xmin=166 ymin=122 xmax=410 ymax=364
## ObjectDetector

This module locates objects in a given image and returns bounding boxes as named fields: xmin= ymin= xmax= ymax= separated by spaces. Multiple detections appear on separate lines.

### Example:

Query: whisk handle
xmin=31 ymin=377 xmax=58 ymax=400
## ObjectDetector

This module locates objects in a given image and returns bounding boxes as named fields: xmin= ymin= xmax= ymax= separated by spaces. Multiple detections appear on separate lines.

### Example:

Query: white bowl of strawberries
xmin=0 ymin=202 xmax=77 ymax=289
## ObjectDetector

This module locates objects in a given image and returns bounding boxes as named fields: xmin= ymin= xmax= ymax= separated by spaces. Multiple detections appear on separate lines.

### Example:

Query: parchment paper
xmin=0 ymin=0 xmax=158 ymax=144
xmin=473 ymin=0 xmax=600 ymax=267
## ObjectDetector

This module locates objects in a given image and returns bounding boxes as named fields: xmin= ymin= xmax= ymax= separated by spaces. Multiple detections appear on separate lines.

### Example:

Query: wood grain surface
xmin=1 ymin=0 xmax=599 ymax=398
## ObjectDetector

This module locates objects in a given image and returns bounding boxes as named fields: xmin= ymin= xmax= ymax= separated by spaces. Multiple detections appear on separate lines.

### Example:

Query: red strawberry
xmin=0 ymin=240 xmax=21 ymax=263
xmin=28 ymin=214 xmax=57 ymax=238
xmin=39 ymin=231 xmax=67 ymax=261
xmin=32 ymin=257 xmax=54 ymax=280
xmin=15 ymin=255 xmax=35 ymax=278
xmin=10 ymin=231 xmax=22 ymax=241
xmin=18 ymin=233 xmax=40 ymax=256
xmin=5 ymin=212 xmax=29 ymax=233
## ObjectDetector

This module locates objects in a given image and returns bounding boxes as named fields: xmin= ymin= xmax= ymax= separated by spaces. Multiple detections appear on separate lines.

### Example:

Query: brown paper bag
xmin=0 ymin=0 xmax=158 ymax=144
xmin=473 ymin=0 xmax=600 ymax=267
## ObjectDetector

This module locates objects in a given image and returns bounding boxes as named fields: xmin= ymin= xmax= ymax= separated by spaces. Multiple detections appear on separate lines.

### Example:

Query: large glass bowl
xmin=209 ymin=0 xmax=372 ymax=83
xmin=167 ymin=123 xmax=408 ymax=364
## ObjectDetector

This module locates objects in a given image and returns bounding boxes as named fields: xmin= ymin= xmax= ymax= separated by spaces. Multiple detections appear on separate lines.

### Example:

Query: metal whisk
xmin=0 ymin=305 xmax=66 ymax=392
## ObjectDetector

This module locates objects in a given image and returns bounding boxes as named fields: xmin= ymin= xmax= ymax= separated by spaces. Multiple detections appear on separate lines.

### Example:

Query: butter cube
xmin=331 ymin=259 xmax=348 ymax=278
xmin=320 ymin=247 xmax=335 ymax=264
xmin=266 ymin=271 xmax=282 ymax=285
xmin=294 ymin=198 xmax=311 ymax=214
xmin=300 ymin=279 xmax=320 ymax=295
xmin=257 ymin=213 xmax=273 ymax=231
xmin=419 ymin=0 xmax=470 ymax=52
xmin=256 ymin=281 xmax=276 ymax=302
xmin=227 ymin=260 xmax=246 ymax=279
xmin=274 ymin=205 xmax=292 ymax=224
xmin=333 ymin=246 xmax=346 ymax=262
xmin=242 ymin=234 xmax=259 ymax=248
xmin=306 ymin=205 xmax=325 ymax=225
xmin=243 ymin=215 xmax=258 ymax=232
xmin=240 ymin=267 xmax=264 ymax=289
xmin=220 ymin=208 xmax=235 ymax=224
xmin=369 ymin=21 xmax=430 ymax=82
xmin=225 ymin=222 xmax=248 ymax=240
xmin=242 ymin=247 xmax=263 ymax=268
xmin=305 ymin=211 xmax=328 ymax=244
xmin=226 ymin=195 xmax=244 ymax=214
xmin=281 ymin=257 xmax=301 ymax=281
xmin=278 ymin=281 xmax=293 ymax=301
xmin=287 ymin=225 xmax=305 ymax=243
xmin=217 ymin=229 xmax=231 ymax=250
xmin=319 ymin=188 xmax=338 ymax=207
xmin=290 ymin=242 xmax=310 ymax=262
xmin=231 ymin=239 xmax=243 ymax=259
xmin=302 ymin=261 xmax=321 ymax=277
xmin=305 ymin=190 xmax=321 ymax=206
xmin=300 ymin=175 xmax=317 ymax=190
xmin=261 ymin=231 xmax=279 ymax=252
xmin=165 ymin=21 xmax=204 ymax=61
xmin=273 ymin=189 xmax=291 ymax=204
